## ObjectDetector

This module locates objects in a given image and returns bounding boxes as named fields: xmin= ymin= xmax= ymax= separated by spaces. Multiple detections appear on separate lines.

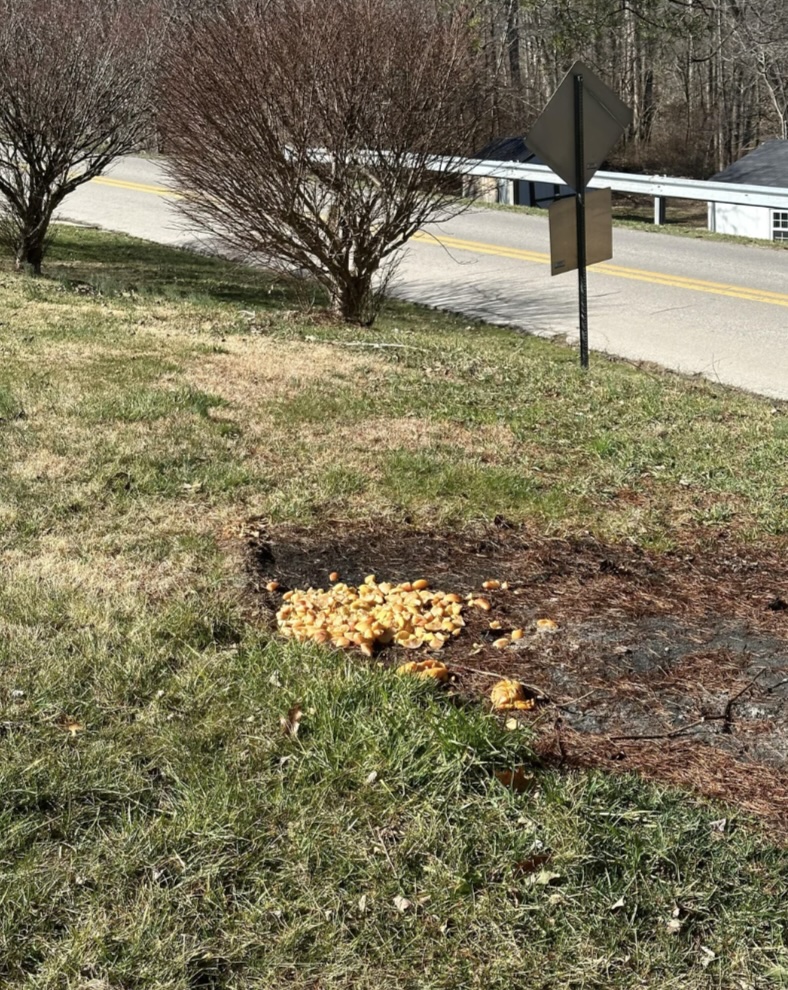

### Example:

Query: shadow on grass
xmin=43 ymin=224 xmax=328 ymax=311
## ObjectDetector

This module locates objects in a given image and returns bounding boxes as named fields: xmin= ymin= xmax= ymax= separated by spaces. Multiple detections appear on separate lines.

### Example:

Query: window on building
xmin=773 ymin=210 xmax=788 ymax=241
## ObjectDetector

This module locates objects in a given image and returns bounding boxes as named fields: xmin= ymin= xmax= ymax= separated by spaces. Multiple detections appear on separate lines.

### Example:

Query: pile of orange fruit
xmin=276 ymin=575 xmax=466 ymax=656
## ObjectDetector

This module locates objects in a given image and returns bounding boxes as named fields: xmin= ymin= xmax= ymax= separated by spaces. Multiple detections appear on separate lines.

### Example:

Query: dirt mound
xmin=245 ymin=520 xmax=788 ymax=834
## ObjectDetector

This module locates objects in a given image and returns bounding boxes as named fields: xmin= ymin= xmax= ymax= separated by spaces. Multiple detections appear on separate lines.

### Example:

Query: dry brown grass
xmin=183 ymin=334 xmax=390 ymax=404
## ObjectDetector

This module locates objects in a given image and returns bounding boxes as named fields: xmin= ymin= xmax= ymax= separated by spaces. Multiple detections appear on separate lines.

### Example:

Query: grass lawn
xmin=1 ymin=226 xmax=787 ymax=989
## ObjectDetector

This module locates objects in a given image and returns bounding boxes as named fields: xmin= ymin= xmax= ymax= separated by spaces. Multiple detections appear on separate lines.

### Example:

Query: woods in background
xmin=479 ymin=0 xmax=788 ymax=177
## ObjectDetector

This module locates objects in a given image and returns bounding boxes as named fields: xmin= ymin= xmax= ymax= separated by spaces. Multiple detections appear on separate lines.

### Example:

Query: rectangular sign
xmin=549 ymin=187 xmax=613 ymax=276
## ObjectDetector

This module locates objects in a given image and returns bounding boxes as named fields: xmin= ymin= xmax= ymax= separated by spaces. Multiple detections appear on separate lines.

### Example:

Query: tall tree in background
xmin=0 ymin=0 xmax=163 ymax=273
xmin=161 ymin=0 xmax=491 ymax=325
xmin=473 ymin=0 xmax=788 ymax=177
xmin=728 ymin=0 xmax=788 ymax=141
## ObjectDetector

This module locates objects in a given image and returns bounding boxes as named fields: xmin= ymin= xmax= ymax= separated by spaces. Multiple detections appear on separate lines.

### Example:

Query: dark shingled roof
xmin=711 ymin=139 xmax=788 ymax=187
xmin=473 ymin=136 xmax=543 ymax=164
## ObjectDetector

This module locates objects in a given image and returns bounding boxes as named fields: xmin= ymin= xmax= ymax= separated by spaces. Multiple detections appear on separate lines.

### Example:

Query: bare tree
xmin=0 ymin=0 xmax=163 ymax=274
xmin=728 ymin=0 xmax=788 ymax=142
xmin=160 ymin=0 xmax=491 ymax=325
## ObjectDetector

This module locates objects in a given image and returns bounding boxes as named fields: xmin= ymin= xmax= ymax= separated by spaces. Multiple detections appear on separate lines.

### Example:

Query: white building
xmin=708 ymin=139 xmax=788 ymax=241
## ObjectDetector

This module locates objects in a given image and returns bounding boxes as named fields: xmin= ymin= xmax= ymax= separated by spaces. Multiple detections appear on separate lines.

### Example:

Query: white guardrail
xmin=429 ymin=156 xmax=788 ymax=224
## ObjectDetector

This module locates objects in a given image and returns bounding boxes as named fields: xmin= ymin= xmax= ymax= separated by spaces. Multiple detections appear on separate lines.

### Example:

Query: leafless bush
xmin=160 ymin=0 xmax=492 ymax=325
xmin=0 ymin=0 xmax=163 ymax=273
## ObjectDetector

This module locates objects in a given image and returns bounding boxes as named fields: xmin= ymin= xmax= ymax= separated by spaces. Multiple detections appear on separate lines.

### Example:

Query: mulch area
xmin=244 ymin=519 xmax=788 ymax=835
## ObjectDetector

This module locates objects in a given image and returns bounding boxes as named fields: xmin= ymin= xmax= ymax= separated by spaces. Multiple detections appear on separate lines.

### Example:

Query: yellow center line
xmin=413 ymin=232 xmax=788 ymax=308
xmin=92 ymin=174 xmax=183 ymax=199
xmin=593 ymin=263 xmax=788 ymax=306
xmin=411 ymin=231 xmax=549 ymax=266
xmin=90 ymin=175 xmax=788 ymax=308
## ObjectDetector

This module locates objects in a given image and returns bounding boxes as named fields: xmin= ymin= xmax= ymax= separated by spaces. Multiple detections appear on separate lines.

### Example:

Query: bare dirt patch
xmin=246 ymin=520 xmax=788 ymax=833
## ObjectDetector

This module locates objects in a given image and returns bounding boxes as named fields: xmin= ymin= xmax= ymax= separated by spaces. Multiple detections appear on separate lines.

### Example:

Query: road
xmin=59 ymin=156 xmax=788 ymax=400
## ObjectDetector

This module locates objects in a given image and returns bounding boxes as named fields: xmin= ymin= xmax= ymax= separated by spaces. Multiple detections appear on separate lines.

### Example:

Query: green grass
xmin=3 ymin=634 xmax=788 ymax=989
xmin=0 ymin=226 xmax=787 ymax=987
xmin=0 ymin=384 xmax=22 ymax=421
xmin=257 ymin=314 xmax=788 ymax=543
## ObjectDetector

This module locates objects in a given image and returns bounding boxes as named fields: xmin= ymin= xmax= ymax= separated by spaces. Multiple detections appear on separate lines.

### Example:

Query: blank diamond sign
xmin=527 ymin=60 xmax=632 ymax=191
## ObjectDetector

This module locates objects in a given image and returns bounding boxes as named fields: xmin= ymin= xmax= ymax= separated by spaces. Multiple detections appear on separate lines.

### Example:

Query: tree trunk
xmin=333 ymin=272 xmax=377 ymax=326
xmin=506 ymin=0 xmax=522 ymax=94
xmin=14 ymin=231 xmax=45 ymax=275
xmin=13 ymin=188 xmax=51 ymax=274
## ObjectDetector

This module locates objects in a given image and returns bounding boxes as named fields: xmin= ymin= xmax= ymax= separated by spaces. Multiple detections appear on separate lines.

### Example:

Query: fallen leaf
xmin=666 ymin=918 xmax=682 ymax=934
xmin=494 ymin=767 xmax=535 ymax=793
xmin=357 ymin=894 xmax=368 ymax=914
xmin=63 ymin=721 xmax=84 ymax=737
xmin=365 ymin=770 xmax=379 ymax=786
xmin=700 ymin=946 xmax=716 ymax=969
xmin=504 ymin=717 xmax=519 ymax=731
xmin=610 ymin=896 xmax=626 ymax=911
xmin=393 ymin=895 xmax=412 ymax=913
xmin=513 ymin=851 xmax=552 ymax=877
xmin=280 ymin=704 xmax=303 ymax=738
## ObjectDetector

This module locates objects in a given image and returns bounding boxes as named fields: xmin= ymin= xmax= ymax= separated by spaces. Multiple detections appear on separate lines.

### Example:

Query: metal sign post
xmin=573 ymin=73 xmax=589 ymax=370
xmin=526 ymin=60 xmax=632 ymax=370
